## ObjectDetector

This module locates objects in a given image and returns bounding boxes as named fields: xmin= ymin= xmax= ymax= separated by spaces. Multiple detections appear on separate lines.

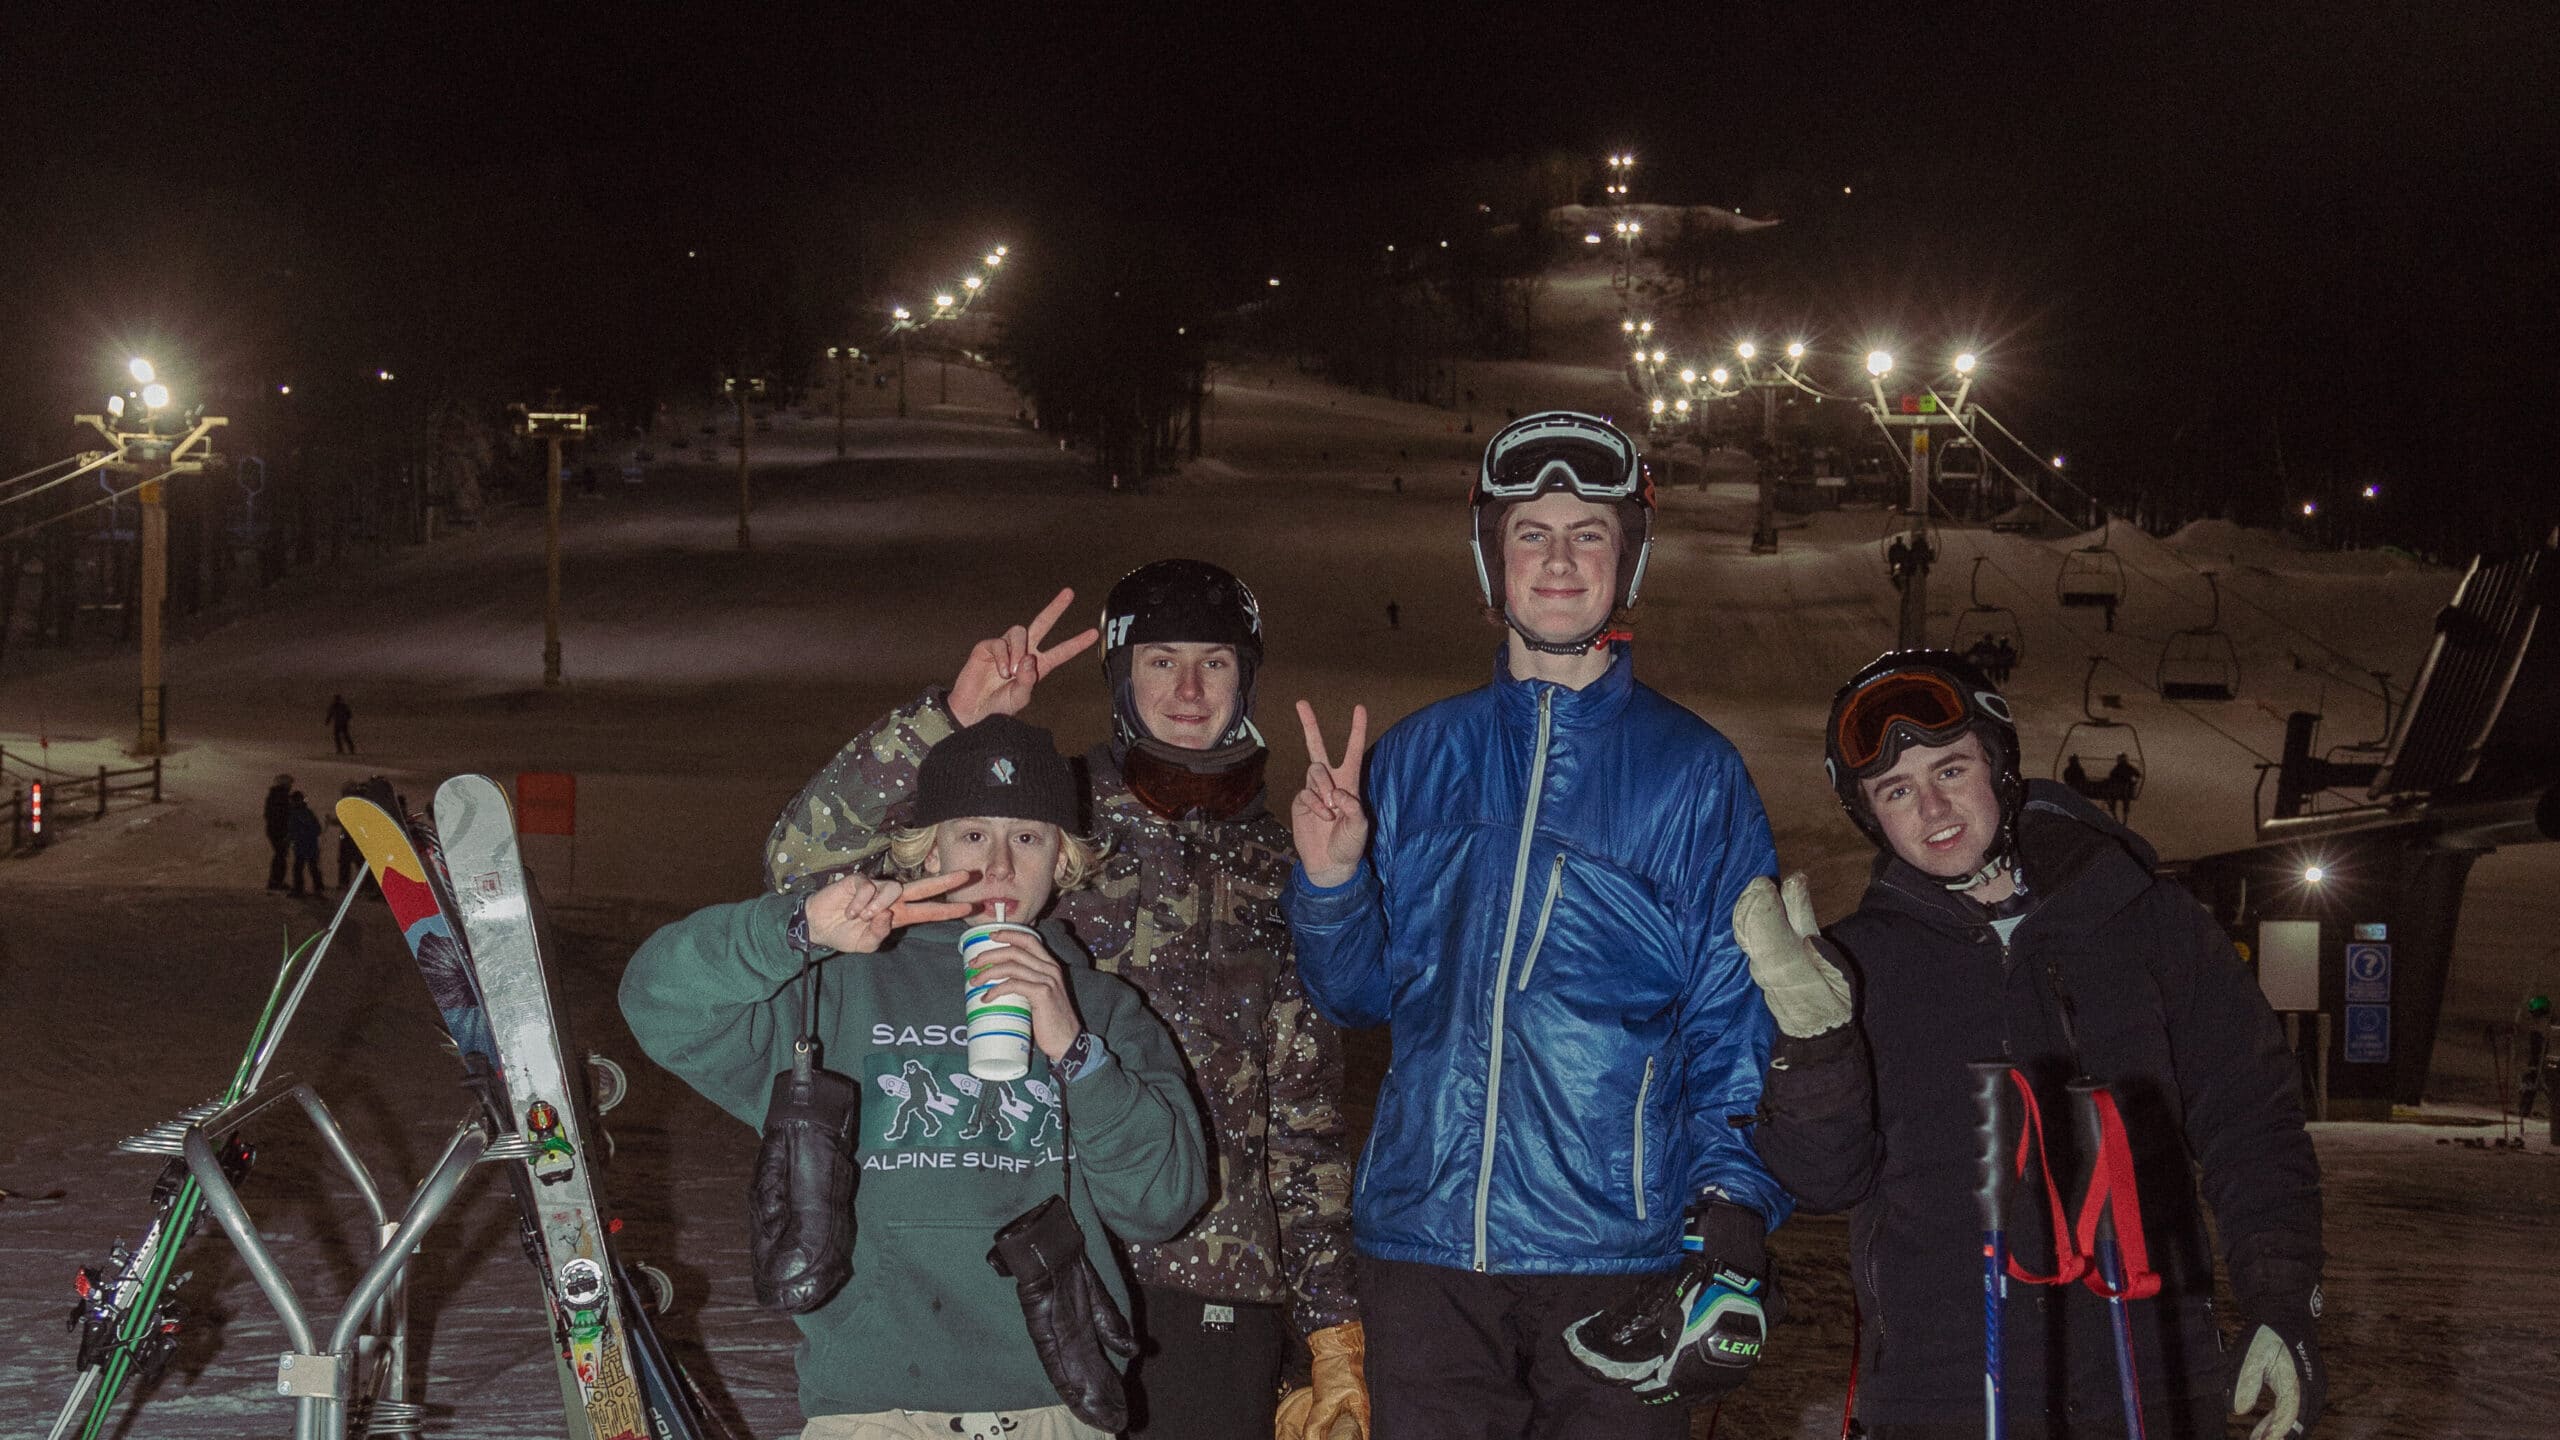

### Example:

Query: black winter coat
xmin=1755 ymin=783 xmax=2322 ymax=1430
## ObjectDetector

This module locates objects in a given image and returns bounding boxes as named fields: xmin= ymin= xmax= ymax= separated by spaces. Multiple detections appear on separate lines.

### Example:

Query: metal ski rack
xmin=172 ymin=1074 xmax=498 ymax=1440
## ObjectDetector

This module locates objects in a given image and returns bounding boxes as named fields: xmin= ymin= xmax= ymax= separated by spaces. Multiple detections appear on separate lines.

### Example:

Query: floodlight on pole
xmin=1674 ymin=397 xmax=1690 ymax=415
xmin=1679 ymin=368 xmax=1697 ymax=385
xmin=894 ymin=306 xmax=911 ymax=321
xmin=107 ymin=394 xmax=125 ymax=418
xmin=1710 ymin=366 xmax=1730 ymax=386
xmin=935 ymin=293 xmax=956 ymax=309
xmin=1736 ymin=341 xmax=1757 ymax=362
xmin=1623 ymin=319 xmax=1636 ymax=334
xmin=128 ymin=357 xmax=156 ymax=385
xmin=1953 ymin=352 xmax=1978 ymax=375
xmin=985 ymin=252 xmax=1003 ymax=267
xmin=141 ymin=383 xmax=170 ymax=410
xmin=1651 ymin=348 xmax=1666 ymax=364
xmin=1867 ymin=351 xmax=1894 ymax=377
xmin=1786 ymin=341 xmax=1806 ymax=359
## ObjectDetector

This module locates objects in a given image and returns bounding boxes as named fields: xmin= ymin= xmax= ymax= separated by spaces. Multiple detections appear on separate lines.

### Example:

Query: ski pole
xmin=2069 ymin=1078 xmax=2148 ymax=1440
xmin=1968 ymin=1061 xmax=2013 ymax=1440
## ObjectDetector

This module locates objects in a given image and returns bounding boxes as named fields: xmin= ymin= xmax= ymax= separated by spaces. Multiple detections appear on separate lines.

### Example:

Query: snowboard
xmin=344 ymin=788 xmax=725 ymax=1440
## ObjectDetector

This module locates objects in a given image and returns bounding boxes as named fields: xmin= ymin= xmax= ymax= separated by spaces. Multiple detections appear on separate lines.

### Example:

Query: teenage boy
xmin=1287 ymin=411 xmax=1790 ymax=1437
xmin=1742 ymin=649 xmax=2324 ymax=1439
xmin=624 ymin=715 xmax=1207 ymax=1440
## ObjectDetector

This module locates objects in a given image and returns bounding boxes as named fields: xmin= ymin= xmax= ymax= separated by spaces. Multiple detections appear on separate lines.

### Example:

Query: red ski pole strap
xmin=2073 ymin=1088 xmax=2162 ymax=1301
xmin=2000 ymin=1070 xmax=2090 ymax=1289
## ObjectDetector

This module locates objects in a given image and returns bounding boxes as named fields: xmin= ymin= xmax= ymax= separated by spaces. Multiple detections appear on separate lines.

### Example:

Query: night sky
xmin=2 ymin=5 xmax=2551 ymax=540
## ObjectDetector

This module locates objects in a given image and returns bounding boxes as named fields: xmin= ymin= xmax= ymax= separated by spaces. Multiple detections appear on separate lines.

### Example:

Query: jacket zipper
xmin=1631 ymin=1055 xmax=1656 ymax=1221
xmin=1473 ymin=686 xmax=1554 ymax=1271
xmin=1513 ymin=854 xmax=1568 ymax=993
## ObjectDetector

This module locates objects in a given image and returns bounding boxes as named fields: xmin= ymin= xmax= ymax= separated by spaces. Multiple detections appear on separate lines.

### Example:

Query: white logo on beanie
xmin=989 ymin=758 xmax=1016 ymax=785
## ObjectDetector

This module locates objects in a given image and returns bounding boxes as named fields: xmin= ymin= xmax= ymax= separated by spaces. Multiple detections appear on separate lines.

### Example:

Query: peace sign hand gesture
xmin=949 ymin=587 xmax=1101 ymax=728
xmin=803 ymin=870 xmax=977 ymax=954
xmin=1292 ymin=700 xmax=1372 ymax=888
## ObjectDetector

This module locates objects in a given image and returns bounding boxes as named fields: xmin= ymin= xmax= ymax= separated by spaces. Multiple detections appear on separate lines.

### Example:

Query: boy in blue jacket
xmin=1286 ymin=411 xmax=1790 ymax=1437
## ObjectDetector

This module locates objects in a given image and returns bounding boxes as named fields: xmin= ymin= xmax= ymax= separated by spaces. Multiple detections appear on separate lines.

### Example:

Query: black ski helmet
xmin=1824 ymin=649 xmax=2026 ymax=881
xmin=1100 ymin=559 xmax=1264 ymax=746
xmin=1470 ymin=410 xmax=1656 ymax=653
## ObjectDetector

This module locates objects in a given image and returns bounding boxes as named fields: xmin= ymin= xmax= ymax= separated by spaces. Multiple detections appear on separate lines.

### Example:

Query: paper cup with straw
xmin=958 ymin=902 xmax=1037 ymax=1081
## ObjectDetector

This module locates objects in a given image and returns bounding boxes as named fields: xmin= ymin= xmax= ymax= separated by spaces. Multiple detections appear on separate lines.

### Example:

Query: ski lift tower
xmin=509 ymin=402 xmax=594 ymax=687
xmin=1864 ymin=350 xmax=1979 ymax=648
xmin=76 ymin=360 xmax=226 ymax=756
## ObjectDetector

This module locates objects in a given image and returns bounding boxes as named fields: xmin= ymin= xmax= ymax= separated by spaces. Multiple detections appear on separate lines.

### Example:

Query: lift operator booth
xmin=2167 ymin=543 xmax=2560 ymax=1118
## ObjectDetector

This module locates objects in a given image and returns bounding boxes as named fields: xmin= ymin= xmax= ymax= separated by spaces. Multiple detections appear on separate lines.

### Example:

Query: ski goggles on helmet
xmin=1479 ymin=412 xmax=1642 ymax=501
xmin=1831 ymin=667 xmax=2006 ymax=774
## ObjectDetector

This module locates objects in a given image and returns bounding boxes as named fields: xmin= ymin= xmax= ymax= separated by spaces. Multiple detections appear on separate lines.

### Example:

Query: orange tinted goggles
xmin=1833 ymin=669 xmax=1973 ymax=772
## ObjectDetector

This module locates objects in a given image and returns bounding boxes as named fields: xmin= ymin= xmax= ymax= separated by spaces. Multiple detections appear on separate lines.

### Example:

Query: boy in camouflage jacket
xmin=768 ymin=569 xmax=1365 ymax=1440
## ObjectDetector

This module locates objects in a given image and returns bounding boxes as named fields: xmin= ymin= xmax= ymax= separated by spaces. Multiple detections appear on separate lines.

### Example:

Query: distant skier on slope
xmin=1745 ymin=649 xmax=2326 ymax=1439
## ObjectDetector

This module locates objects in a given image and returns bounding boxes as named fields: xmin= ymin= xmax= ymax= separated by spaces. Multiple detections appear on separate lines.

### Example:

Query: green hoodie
xmin=620 ymin=892 xmax=1208 ymax=1420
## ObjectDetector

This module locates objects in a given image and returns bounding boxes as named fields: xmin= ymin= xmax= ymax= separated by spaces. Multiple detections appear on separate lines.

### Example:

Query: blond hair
xmin=884 ymin=821 xmax=1106 ymax=893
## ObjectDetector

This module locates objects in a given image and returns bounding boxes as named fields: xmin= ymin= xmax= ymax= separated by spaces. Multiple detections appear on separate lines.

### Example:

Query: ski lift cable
xmin=1969 ymin=406 xmax=2388 ymax=702
xmin=0 ymin=454 xmax=81 ymax=497
xmin=0 ymin=451 xmax=122 ymax=510
xmin=0 ymin=471 xmax=160 ymax=546
xmin=1937 ymin=525 xmax=2281 ymax=768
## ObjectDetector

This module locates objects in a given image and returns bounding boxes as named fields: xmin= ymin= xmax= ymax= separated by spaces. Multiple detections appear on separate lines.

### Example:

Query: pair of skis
xmin=48 ymin=884 xmax=365 ymax=1440
xmin=340 ymin=775 xmax=731 ymax=1440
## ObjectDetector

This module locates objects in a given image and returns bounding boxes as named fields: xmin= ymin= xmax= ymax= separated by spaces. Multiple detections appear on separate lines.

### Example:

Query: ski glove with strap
xmin=1733 ymin=874 xmax=1852 ymax=1038
xmin=748 ymin=1042 xmax=862 ymax=1314
xmin=1272 ymin=1321 xmax=1370 ymax=1440
xmin=1563 ymin=1197 xmax=1778 ymax=1404
xmin=2232 ymin=1293 xmax=2325 ymax=1440
xmin=988 ymin=1195 xmax=1140 ymax=1433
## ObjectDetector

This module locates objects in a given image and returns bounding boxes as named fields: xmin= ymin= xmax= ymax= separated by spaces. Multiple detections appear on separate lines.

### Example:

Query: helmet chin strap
xmin=1927 ymin=847 xmax=2019 ymax=895
xmin=1506 ymin=610 xmax=1627 ymax=656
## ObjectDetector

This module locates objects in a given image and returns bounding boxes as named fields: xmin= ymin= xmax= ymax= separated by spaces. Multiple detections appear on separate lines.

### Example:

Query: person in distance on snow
xmin=623 ymin=715 xmax=1207 ymax=1440
xmin=766 ymin=563 xmax=1366 ymax=1440
xmin=1740 ymin=650 xmax=2325 ymax=1439
xmin=1287 ymin=410 xmax=1790 ymax=1436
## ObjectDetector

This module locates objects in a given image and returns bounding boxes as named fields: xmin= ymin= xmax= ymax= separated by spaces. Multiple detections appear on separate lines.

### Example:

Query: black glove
xmin=2232 ymin=1291 xmax=2325 ymax=1440
xmin=988 ymin=1195 xmax=1139 ymax=1432
xmin=748 ymin=1047 xmax=862 ymax=1314
xmin=1562 ymin=1197 xmax=1778 ymax=1405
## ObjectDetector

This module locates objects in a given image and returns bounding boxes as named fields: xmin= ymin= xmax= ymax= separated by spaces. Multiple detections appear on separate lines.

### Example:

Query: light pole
xmin=829 ymin=345 xmax=852 ymax=458
xmin=510 ymin=403 xmax=594 ymax=686
xmin=1612 ymin=219 xmax=1642 ymax=291
xmin=76 ymin=360 xmax=225 ymax=754
xmin=934 ymin=292 xmax=957 ymax=406
xmin=1863 ymin=349 xmax=1982 ymax=646
xmin=891 ymin=306 xmax=912 ymax=417
xmin=1705 ymin=338 xmax=1810 ymax=555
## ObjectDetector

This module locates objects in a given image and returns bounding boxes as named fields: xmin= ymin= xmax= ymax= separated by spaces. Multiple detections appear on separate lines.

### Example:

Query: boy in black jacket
xmin=1740 ymin=651 xmax=2324 ymax=1439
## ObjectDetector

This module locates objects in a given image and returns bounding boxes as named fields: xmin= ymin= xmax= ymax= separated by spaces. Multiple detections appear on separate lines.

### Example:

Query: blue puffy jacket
xmin=1286 ymin=645 xmax=1790 ymax=1274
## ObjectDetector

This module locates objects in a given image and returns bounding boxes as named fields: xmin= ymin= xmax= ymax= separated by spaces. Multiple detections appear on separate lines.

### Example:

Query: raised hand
xmin=1292 ymin=700 xmax=1372 ymax=888
xmin=949 ymin=588 xmax=1101 ymax=727
xmin=804 ymin=870 xmax=976 ymax=954
xmin=1732 ymin=873 xmax=1851 ymax=1038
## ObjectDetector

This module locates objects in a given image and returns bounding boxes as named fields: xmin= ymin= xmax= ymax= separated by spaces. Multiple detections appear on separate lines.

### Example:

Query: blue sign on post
xmin=2344 ymin=943 xmax=2392 ymax=1003
xmin=2344 ymin=1004 xmax=2391 ymax=1063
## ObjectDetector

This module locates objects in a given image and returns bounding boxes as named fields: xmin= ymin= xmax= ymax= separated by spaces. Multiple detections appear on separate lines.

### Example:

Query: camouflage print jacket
xmin=766 ymin=690 xmax=1358 ymax=1344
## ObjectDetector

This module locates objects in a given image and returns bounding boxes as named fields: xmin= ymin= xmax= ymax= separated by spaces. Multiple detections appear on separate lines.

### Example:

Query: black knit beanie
xmin=912 ymin=715 xmax=1080 ymax=830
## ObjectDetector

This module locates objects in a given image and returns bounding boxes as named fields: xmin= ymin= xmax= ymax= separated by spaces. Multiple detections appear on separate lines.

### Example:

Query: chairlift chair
xmin=2157 ymin=572 xmax=2241 ymax=701
xmin=1949 ymin=557 xmax=2024 ymax=671
xmin=2054 ymin=655 xmax=2147 ymax=815
xmin=2056 ymin=518 xmax=2127 ymax=610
